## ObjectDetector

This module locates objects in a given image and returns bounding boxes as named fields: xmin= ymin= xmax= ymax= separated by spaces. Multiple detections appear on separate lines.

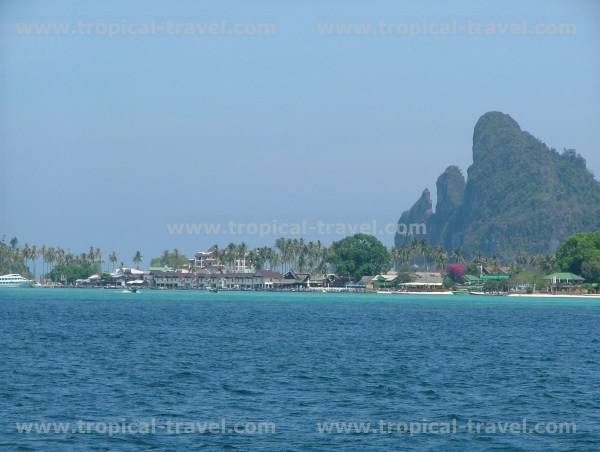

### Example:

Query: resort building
xmin=148 ymin=271 xmax=195 ymax=289
xmin=253 ymin=269 xmax=284 ymax=290
xmin=197 ymin=272 xmax=255 ymax=290
xmin=192 ymin=250 xmax=220 ymax=271
xmin=144 ymin=265 xmax=355 ymax=292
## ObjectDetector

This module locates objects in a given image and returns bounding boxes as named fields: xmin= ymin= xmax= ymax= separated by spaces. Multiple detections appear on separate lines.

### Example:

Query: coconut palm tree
xmin=56 ymin=248 xmax=65 ymax=265
xmin=133 ymin=251 xmax=143 ymax=269
xmin=109 ymin=251 xmax=118 ymax=271
xmin=451 ymin=247 xmax=465 ymax=265
xmin=21 ymin=244 xmax=30 ymax=272
xmin=271 ymin=252 xmax=281 ymax=273
xmin=222 ymin=243 xmax=235 ymax=272
xmin=275 ymin=238 xmax=286 ymax=272
xmin=30 ymin=245 xmax=38 ymax=280
xmin=539 ymin=255 xmax=557 ymax=273
xmin=237 ymin=242 xmax=248 ymax=271
xmin=247 ymin=249 xmax=263 ymax=271
xmin=435 ymin=246 xmax=449 ymax=271
xmin=40 ymin=246 xmax=48 ymax=281
xmin=94 ymin=247 xmax=102 ymax=273
xmin=263 ymin=246 xmax=276 ymax=270
xmin=46 ymin=247 xmax=56 ymax=277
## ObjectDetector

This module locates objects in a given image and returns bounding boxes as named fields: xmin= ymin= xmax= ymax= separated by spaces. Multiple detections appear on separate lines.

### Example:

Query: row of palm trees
xmin=0 ymin=237 xmax=29 ymax=276
xmin=391 ymin=239 xmax=475 ymax=271
xmin=3 ymin=234 xmax=560 ymax=282
xmin=1 ymin=237 xmax=143 ymax=281
xmin=214 ymin=239 xmax=474 ymax=275
xmin=210 ymin=239 xmax=329 ymax=275
xmin=392 ymin=238 xmax=559 ymax=274
xmin=391 ymin=239 xmax=450 ymax=271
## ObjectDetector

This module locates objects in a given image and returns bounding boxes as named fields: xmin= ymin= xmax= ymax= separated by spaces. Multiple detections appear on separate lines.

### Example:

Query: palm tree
xmin=390 ymin=248 xmax=399 ymax=271
xmin=223 ymin=243 xmax=236 ymax=272
xmin=56 ymin=248 xmax=65 ymax=265
xmin=514 ymin=250 xmax=528 ymax=271
xmin=94 ymin=247 xmax=102 ymax=273
xmin=133 ymin=251 xmax=143 ymax=269
xmin=47 ymin=247 xmax=56 ymax=276
xmin=417 ymin=239 xmax=428 ymax=270
xmin=275 ymin=238 xmax=286 ymax=272
xmin=209 ymin=245 xmax=219 ymax=268
xmin=489 ymin=255 xmax=500 ymax=272
xmin=109 ymin=251 xmax=118 ymax=271
xmin=247 ymin=249 xmax=262 ymax=270
xmin=259 ymin=246 xmax=275 ymax=270
xmin=473 ymin=250 xmax=486 ymax=266
xmin=237 ymin=242 xmax=248 ymax=272
xmin=528 ymin=254 xmax=540 ymax=269
xmin=408 ymin=239 xmax=419 ymax=267
xmin=436 ymin=247 xmax=449 ymax=271
xmin=40 ymin=246 xmax=48 ymax=281
xmin=540 ymin=255 xmax=557 ymax=273
xmin=271 ymin=252 xmax=281 ymax=273
xmin=451 ymin=247 xmax=465 ymax=265
xmin=298 ymin=242 xmax=308 ymax=272
xmin=30 ymin=245 xmax=38 ymax=280
xmin=21 ymin=244 xmax=30 ymax=272
xmin=87 ymin=246 xmax=95 ymax=262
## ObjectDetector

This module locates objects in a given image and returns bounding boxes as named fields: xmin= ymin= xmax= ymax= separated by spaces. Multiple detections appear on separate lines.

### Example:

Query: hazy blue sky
xmin=1 ymin=0 xmax=599 ymax=265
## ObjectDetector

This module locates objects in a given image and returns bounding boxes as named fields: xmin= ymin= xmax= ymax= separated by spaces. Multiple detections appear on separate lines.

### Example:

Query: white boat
xmin=0 ymin=274 xmax=33 ymax=288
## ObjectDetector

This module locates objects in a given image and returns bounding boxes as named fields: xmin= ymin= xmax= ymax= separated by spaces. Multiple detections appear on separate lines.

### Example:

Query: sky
xmin=1 ymin=0 xmax=599 ymax=266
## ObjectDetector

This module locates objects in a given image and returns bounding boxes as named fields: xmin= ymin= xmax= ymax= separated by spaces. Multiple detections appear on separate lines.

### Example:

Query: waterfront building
xmin=192 ymin=250 xmax=220 ymax=271
xmin=149 ymin=271 xmax=195 ymax=289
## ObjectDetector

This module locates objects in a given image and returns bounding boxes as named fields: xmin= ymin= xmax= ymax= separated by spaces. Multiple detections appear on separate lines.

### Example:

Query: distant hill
xmin=395 ymin=112 xmax=600 ymax=259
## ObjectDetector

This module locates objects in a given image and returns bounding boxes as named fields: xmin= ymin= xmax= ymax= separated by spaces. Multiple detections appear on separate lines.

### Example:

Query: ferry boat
xmin=0 ymin=274 xmax=33 ymax=288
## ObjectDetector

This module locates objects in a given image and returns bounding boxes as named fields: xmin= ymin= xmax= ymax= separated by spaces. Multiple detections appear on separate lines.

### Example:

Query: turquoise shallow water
xmin=1 ymin=289 xmax=599 ymax=451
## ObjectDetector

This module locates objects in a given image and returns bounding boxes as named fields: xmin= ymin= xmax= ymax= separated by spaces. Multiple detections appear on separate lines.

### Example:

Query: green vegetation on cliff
xmin=396 ymin=112 xmax=600 ymax=259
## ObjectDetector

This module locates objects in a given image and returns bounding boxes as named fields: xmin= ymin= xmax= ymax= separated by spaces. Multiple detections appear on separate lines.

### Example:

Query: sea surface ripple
xmin=1 ymin=289 xmax=599 ymax=451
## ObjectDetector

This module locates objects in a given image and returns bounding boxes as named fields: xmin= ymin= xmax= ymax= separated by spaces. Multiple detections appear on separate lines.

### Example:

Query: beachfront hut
xmin=359 ymin=276 xmax=375 ymax=290
xmin=544 ymin=272 xmax=585 ymax=285
xmin=372 ymin=274 xmax=398 ymax=289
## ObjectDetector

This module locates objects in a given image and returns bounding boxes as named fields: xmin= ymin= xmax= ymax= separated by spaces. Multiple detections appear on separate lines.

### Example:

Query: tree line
xmin=0 ymin=236 xmax=143 ymax=282
xmin=3 ymin=231 xmax=598 ymax=285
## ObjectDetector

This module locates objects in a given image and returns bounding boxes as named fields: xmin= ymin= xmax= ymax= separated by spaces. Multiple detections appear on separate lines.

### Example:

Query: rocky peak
xmin=435 ymin=166 xmax=465 ymax=218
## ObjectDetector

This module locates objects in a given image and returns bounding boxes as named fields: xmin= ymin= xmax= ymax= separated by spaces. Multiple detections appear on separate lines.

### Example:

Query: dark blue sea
xmin=1 ymin=289 xmax=599 ymax=451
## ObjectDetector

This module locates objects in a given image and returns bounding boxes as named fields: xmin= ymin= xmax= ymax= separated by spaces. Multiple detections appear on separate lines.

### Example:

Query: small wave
xmin=221 ymin=384 xmax=264 ymax=396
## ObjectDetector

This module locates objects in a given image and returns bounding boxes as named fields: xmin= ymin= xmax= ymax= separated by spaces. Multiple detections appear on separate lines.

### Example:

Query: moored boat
xmin=0 ymin=274 xmax=33 ymax=288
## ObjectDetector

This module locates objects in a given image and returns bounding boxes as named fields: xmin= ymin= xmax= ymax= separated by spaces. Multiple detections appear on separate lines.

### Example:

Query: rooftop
xmin=544 ymin=272 xmax=585 ymax=282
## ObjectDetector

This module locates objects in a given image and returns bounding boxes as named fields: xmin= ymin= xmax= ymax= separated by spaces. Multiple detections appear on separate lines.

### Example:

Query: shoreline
xmin=507 ymin=293 xmax=600 ymax=299
xmin=4 ymin=286 xmax=600 ymax=299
